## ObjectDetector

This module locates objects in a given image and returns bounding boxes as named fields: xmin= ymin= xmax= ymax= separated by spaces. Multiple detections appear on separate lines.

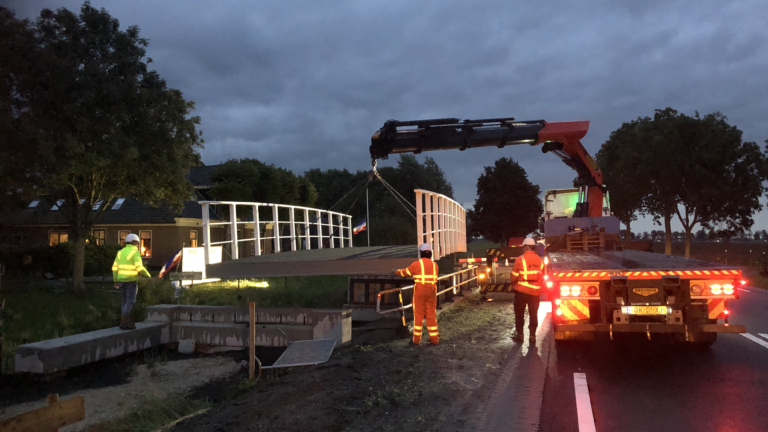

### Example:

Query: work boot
xmin=511 ymin=332 xmax=524 ymax=343
xmin=119 ymin=315 xmax=130 ymax=330
xmin=409 ymin=340 xmax=420 ymax=347
xmin=529 ymin=330 xmax=537 ymax=345
xmin=123 ymin=315 xmax=136 ymax=330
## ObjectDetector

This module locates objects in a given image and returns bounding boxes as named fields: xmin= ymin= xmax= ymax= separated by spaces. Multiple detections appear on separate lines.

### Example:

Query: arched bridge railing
xmin=200 ymin=201 xmax=352 ymax=265
xmin=415 ymin=190 xmax=467 ymax=260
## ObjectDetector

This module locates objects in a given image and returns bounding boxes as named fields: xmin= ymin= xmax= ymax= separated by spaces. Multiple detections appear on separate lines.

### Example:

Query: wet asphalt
xmin=538 ymin=287 xmax=768 ymax=432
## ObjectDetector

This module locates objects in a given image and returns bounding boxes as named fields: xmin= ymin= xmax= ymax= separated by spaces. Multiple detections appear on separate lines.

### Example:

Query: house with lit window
xmin=0 ymin=166 xmax=225 ymax=268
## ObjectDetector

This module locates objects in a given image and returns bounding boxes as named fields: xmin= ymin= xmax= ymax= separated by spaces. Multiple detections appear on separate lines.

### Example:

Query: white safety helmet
xmin=418 ymin=243 xmax=432 ymax=252
xmin=125 ymin=233 xmax=140 ymax=243
xmin=522 ymin=237 xmax=536 ymax=247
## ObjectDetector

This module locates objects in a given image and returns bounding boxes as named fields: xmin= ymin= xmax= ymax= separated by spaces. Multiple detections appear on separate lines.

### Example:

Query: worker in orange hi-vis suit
xmin=392 ymin=243 xmax=439 ymax=345
xmin=510 ymin=237 xmax=544 ymax=345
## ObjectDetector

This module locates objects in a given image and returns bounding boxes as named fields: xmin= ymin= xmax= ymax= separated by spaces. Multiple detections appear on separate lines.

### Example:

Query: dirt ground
xmin=0 ymin=354 xmax=247 ymax=432
xmin=172 ymin=299 xmax=523 ymax=432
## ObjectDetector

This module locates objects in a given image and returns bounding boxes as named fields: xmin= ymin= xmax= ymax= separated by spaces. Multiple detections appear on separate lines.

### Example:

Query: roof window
xmin=28 ymin=200 xmax=40 ymax=208
xmin=112 ymin=198 xmax=125 ymax=210
xmin=51 ymin=199 xmax=65 ymax=210
xmin=93 ymin=200 xmax=103 ymax=210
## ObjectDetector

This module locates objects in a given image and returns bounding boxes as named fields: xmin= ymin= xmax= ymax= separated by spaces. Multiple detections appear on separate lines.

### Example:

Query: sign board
xmin=170 ymin=272 xmax=203 ymax=281
xmin=182 ymin=246 xmax=222 ymax=273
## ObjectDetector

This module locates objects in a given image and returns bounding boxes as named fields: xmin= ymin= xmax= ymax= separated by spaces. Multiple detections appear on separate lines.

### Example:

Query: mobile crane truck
xmin=370 ymin=117 xmax=746 ymax=346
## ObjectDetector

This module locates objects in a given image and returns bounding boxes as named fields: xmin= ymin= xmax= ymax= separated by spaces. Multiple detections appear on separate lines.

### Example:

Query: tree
xmin=695 ymin=229 xmax=707 ymax=241
xmin=305 ymin=154 xmax=454 ymax=246
xmin=209 ymin=159 xmax=317 ymax=208
xmin=469 ymin=158 xmax=542 ymax=245
xmin=596 ymin=118 xmax=651 ymax=241
xmin=599 ymin=108 xmax=768 ymax=257
xmin=0 ymin=4 xmax=203 ymax=291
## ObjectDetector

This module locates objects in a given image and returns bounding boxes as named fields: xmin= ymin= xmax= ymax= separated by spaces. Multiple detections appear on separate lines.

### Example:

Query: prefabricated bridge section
xmin=203 ymin=190 xmax=467 ymax=279
xmin=16 ymin=305 xmax=351 ymax=374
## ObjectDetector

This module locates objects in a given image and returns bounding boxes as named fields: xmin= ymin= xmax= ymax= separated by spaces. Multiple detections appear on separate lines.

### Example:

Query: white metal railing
xmin=415 ymin=189 xmax=467 ymax=260
xmin=200 ymin=201 xmax=353 ymax=265
xmin=376 ymin=266 xmax=478 ymax=315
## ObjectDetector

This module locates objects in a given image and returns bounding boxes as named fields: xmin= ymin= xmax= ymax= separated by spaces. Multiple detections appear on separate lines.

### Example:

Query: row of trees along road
xmin=304 ymin=154 xmax=454 ymax=246
xmin=0 ymin=5 xmax=204 ymax=291
xmin=596 ymin=108 xmax=768 ymax=257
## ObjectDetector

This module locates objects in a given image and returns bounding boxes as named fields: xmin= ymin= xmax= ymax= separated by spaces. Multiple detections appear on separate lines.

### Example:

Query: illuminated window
xmin=49 ymin=231 xmax=68 ymax=246
xmin=139 ymin=231 xmax=152 ymax=257
xmin=51 ymin=199 xmax=64 ymax=211
xmin=190 ymin=230 xmax=198 ymax=248
xmin=93 ymin=201 xmax=104 ymax=210
xmin=119 ymin=231 xmax=129 ymax=247
xmin=93 ymin=229 xmax=106 ymax=246
xmin=112 ymin=198 xmax=125 ymax=210
xmin=28 ymin=200 xmax=40 ymax=208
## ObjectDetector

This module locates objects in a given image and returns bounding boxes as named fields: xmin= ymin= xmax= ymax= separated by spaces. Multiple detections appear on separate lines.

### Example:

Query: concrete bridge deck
xmin=207 ymin=245 xmax=418 ymax=278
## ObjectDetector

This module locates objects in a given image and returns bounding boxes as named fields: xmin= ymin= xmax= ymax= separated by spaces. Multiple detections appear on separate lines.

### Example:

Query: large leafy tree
xmin=595 ymin=118 xmax=651 ymax=241
xmin=305 ymin=154 xmax=454 ymax=246
xmin=0 ymin=4 xmax=203 ymax=290
xmin=469 ymin=157 xmax=542 ymax=245
xmin=209 ymin=158 xmax=318 ymax=207
xmin=598 ymin=108 xmax=768 ymax=257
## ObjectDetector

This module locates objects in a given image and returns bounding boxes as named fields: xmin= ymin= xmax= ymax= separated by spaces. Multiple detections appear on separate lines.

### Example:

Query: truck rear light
xmin=724 ymin=309 xmax=730 ymax=315
xmin=556 ymin=309 xmax=563 ymax=316
xmin=555 ymin=299 xmax=562 ymax=305
xmin=690 ymin=284 xmax=704 ymax=296
xmin=544 ymin=256 xmax=549 ymax=265
xmin=710 ymin=284 xmax=722 ymax=295
xmin=723 ymin=284 xmax=734 ymax=295
xmin=740 ymin=280 xmax=747 ymax=285
xmin=587 ymin=285 xmax=598 ymax=296
xmin=560 ymin=286 xmax=570 ymax=296
xmin=544 ymin=274 xmax=549 ymax=280
xmin=571 ymin=286 xmax=581 ymax=296
xmin=478 ymin=273 xmax=486 ymax=280
xmin=546 ymin=281 xmax=553 ymax=288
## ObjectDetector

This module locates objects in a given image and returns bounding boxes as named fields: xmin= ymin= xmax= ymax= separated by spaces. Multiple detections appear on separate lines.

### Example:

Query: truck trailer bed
xmin=548 ymin=250 xmax=739 ymax=274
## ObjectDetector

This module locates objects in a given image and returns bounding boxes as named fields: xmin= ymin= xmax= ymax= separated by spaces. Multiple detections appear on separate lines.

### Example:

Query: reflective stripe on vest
xmin=521 ymin=256 xmax=542 ymax=286
xmin=414 ymin=259 xmax=438 ymax=284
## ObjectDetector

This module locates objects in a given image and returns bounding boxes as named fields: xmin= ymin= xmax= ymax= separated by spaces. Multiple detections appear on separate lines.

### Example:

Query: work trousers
xmin=412 ymin=285 xmax=438 ymax=344
xmin=119 ymin=281 xmax=138 ymax=316
xmin=514 ymin=290 xmax=540 ymax=334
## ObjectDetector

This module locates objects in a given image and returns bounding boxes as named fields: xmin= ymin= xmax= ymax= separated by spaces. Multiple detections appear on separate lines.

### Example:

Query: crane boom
xmin=370 ymin=117 xmax=605 ymax=217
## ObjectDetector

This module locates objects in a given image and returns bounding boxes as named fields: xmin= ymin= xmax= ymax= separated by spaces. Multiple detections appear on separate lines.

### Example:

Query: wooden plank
xmin=249 ymin=301 xmax=256 ymax=380
xmin=0 ymin=395 xmax=85 ymax=432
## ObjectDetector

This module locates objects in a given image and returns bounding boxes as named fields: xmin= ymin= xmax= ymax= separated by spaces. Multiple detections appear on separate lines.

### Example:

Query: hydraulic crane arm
xmin=369 ymin=117 xmax=605 ymax=217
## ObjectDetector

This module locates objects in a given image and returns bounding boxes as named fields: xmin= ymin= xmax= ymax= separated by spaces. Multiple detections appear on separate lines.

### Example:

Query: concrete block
xmin=253 ymin=324 xmax=315 ymax=346
xmin=172 ymin=322 xmax=248 ymax=347
xmin=178 ymin=305 xmax=216 ymax=322
xmin=145 ymin=305 xmax=179 ymax=322
xmin=312 ymin=308 xmax=352 ymax=347
xmin=345 ymin=304 xmax=382 ymax=322
xmin=254 ymin=308 xmax=313 ymax=325
xmin=178 ymin=339 xmax=196 ymax=354
xmin=211 ymin=306 xmax=249 ymax=323
xmin=15 ymin=322 xmax=169 ymax=374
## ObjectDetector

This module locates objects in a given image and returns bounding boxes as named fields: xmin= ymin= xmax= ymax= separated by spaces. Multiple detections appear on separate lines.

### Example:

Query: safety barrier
xmin=376 ymin=266 xmax=478 ymax=315
xmin=415 ymin=189 xmax=466 ymax=260
xmin=200 ymin=201 xmax=352 ymax=265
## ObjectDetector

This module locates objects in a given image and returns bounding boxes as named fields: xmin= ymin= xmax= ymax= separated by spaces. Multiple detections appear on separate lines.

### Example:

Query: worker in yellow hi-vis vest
xmin=393 ymin=243 xmax=439 ymax=345
xmin=112 ymin=233 xmax=151 ymax=330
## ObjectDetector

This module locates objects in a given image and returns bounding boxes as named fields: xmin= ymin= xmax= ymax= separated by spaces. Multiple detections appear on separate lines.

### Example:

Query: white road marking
xmin=741 ymin=288 xmax=752 ymax=293
xmin=574 ymin=373 xmax=597 ymax=432
xmin=742 ymin=333 xmax=768 ymax=349
xmin=759 ymin=334 xmax=768 ymax=341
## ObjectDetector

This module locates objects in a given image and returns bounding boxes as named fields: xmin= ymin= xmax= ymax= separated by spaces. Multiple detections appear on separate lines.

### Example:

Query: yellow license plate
xmin=624 ymin=306 xmax=668 ymax=315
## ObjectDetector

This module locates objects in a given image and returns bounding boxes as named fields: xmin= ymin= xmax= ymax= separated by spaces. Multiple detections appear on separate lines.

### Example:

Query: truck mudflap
xmin=554 ymin=323 xmax=746 ymax=334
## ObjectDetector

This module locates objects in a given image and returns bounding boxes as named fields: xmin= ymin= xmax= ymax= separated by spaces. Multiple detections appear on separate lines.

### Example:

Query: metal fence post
xmin=289 ymin=206 xmax=297 ymax=251
xmin=253 ymin=204 xmax=261 ymax=256
xmin=329 ymin=212 xmax=335 ymax=249
xmin=416 ymin=190 xmax=424 ymax=248
xmin=316 ymin=210 xmax=323 ymax=249
xmin=229 ymin=204 xmax=239 ymax=260
xmin=202 ymin=203 xmax=210 ymax=265
xmin=347 ymin=215 xmax=353 ymax=248
xmin=272 ymin=204 xmax=280 ymax=253
xmin=304 ymin=208 xmax=310 ymax=250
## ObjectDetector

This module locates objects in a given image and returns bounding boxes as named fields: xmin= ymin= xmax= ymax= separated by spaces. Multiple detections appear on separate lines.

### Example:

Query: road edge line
xmin=573 ymin=373 xmax=597 ymax=432
xmin=742 ymin=333 xmax=768 ymax=349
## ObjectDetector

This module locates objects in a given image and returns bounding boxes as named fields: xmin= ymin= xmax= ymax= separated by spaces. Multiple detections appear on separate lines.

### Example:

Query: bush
xmin=0 ymin=243 xmax=121 ymax=278
xmin=132 ymin=278 xmax=175 ymax=321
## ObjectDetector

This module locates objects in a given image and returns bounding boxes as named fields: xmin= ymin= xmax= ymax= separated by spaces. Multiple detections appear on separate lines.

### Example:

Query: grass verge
xmin=84 ymin=394 xmax=212 ymax=432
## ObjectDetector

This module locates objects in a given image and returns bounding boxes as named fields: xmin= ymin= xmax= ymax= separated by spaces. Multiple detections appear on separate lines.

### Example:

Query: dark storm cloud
xmin=8 ymin=0 xmax=768 ymax=230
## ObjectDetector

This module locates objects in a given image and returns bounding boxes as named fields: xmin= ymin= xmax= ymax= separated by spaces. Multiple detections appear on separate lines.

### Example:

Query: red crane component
xmin=369 ymin=117 xmax=605 ymax=217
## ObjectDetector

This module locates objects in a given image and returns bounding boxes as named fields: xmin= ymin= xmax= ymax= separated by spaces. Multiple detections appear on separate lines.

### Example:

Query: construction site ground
xmin=170 ymin=297 xmax=551 ymax=432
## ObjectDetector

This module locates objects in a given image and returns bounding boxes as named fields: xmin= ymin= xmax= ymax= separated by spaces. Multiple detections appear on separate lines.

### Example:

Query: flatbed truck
xmin=369 ymin=116 xmax=747 ymax=345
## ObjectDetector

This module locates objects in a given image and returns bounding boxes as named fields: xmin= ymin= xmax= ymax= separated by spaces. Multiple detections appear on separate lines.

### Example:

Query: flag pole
xmin=366 ymin=187 xmax=370 ymax=247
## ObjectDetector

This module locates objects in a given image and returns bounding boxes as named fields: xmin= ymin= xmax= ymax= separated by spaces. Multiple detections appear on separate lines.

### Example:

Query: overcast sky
xmin=8 ymin=0 xmax=768 ymax=233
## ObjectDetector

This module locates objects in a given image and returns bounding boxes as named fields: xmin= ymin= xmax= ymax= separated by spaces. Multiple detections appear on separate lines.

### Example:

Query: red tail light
xmin=724 ymin=309 xmax=730 ymax=315
xmin=587 ymin=285 xmax=598 ymax=296
xmin=740 ymin=280 xmax=747 ymax=285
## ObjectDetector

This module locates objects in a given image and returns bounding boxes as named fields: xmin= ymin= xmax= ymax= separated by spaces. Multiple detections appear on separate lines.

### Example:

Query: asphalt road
xmin=538 ymin=286 xmax=768 ymax=432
